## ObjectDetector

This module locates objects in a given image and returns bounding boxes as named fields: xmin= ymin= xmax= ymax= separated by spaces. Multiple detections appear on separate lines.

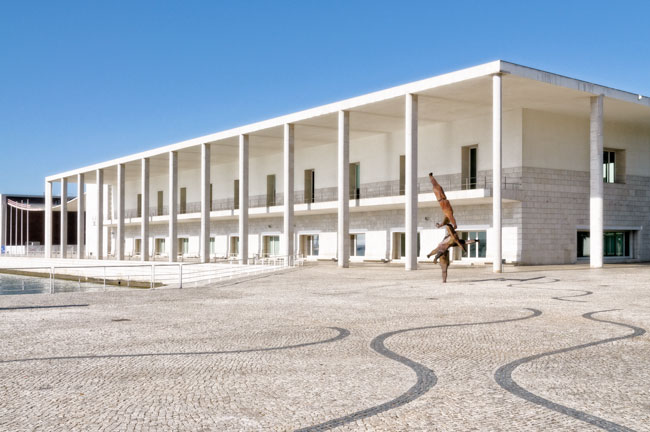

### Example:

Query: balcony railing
xmin=118 ymin=176 xmax=521 ymax=219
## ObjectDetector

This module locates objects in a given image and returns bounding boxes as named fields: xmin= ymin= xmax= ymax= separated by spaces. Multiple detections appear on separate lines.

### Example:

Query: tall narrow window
xmin=349 ymin=163 xmax=360 ymax=199
xmin=180 ymin=187 xmax=187 ymax=214
xmin=399 ymin=155 xmax=405 ymax=195
xmin=178 ymin=238 xmax=189 ymax=255
xmin=267 ymin=174 xmax=276 ymax=206
xmin=155 ymin=238 xmax=165 ymax=255
xmin=230 ymin=236 xmax=239 ymax=257
xmin=209 ymin=183 xmax=213 ymax=211
xmin=300 ymin=234 xmax=319 ymax=256
xmin=157 ymin=191 xmax=163 ymax=216
xmin=304 ymin=169 xmax=315 ymax=203
xmin=234 ymin=180 xmax=239 ymax=210
xmin=263 ymin=235 xmax=280 ymax=256
xmin=461 ymin=145 xmax=478 ymax=189
xmin=134 ymin=238 xmax=141 ymax=255
xmin=350 ymin=233 xmax=366 ymax=257
xmin=137 ymin=194 xmax=142 ymax=218
xmin=603 ymin=149 xmax=626 ymax=184
xmin=209 ymin=237 xmax=215 ymax=255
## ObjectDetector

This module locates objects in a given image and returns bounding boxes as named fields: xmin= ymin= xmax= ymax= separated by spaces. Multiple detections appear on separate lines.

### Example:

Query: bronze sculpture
xmin=429 ymin=172 xmax=457 ymax=229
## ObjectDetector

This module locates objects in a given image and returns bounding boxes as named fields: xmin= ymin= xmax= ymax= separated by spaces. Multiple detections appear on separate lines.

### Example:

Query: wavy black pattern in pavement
xmin=495 ymin=310 xmax=646 ymax=432
xmin=507 ymin=278 xmax=592 ymax=302
xmin=0 ymin=327 xmax=349 ymax=364
xmin=471 ymin=276 xmax=592 ymax=302
xmin=296 ymin=308 xmax=541 ymax=432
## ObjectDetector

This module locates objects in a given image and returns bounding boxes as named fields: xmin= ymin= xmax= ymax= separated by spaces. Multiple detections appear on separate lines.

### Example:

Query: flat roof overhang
xmin=47 ymin=60 xmax=650 ymax=183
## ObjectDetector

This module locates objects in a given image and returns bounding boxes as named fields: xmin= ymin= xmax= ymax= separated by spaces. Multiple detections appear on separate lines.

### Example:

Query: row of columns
xmin=42 ymin=80 xmax=606 ymax=271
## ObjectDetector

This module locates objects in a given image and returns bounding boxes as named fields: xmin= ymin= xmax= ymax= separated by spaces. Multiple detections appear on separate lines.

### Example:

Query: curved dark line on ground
xmin=0 ymin=304 xmax=90 ymax=311
xmin=495 ymin=310 xmax=646 ymax=432
xmin=507 ymin=278 xmax=593 ymax=303
xmin=295 ymin=308 xmax=541 ymax=432
xmin=0 ymin=327 xmax=349 ymax=364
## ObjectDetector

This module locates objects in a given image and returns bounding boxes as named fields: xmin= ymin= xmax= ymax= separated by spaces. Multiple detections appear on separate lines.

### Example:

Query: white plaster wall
xmin=522 ymin=108 xmax=650 ymax=174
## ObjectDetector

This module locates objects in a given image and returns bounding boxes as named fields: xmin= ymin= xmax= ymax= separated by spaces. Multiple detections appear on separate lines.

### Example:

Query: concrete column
xmin=77 ymin=173 xmax=85 ymax=259
xmin=239 ymin=135 xmax=249 ymax=264
xmin=168 ymin=151 xmax=178 ymax=262
xmin=96 ymin=169 xmax=104 ymax=260
xmin=141 ymin=158 xmax=150 ymax=261
xmin=283 ymin=124 xmax=295 ymax=261
xmin=200 ymin=143 xmax=211 ymax=263
xmin=60 ymin=178 xmax=68 ymax=258
xmin=0 ymin=194 xmax=5 ymax=252
xmin=590 ymin=94 xmax=604 ymax=268
xmin=405 ymin=94 xmax=418 ymax=271
xmin=45 ymin=181 xmax=53 ymax=258
xmin=337 ymin=111 xmax=350 ymax=268
xmin=492 ymin=74 xmax=503 ymax=273
xmin=116 ymin=164 xmax=125 ymax=260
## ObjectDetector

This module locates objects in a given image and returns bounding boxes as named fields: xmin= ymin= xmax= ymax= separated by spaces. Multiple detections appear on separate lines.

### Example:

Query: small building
xmin=41 ymin=61 xmax=650 ymax=270
xmin=0 ymin=194 xmax=77 ymax=256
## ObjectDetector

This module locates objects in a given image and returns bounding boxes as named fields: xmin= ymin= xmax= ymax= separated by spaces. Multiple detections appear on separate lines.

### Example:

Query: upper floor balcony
xmin=111 ymin=173 xmax=521 ymax=225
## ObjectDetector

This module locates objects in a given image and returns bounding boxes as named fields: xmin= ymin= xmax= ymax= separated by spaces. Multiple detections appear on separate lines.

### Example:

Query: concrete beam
xmin=60 ymin=178 xmax=68 ymax=258
xmin=141 ymin=158 xmax=150 ymax=261
xmin=590 ymin=95 xmax=604 ymax=268
xmin=168 ymin=151 xmax=178 ymax=262
xmin=337 ymin=111 xmax=350 ymax=268
xmin=283 ymin=124 xmax=294 ymax=261
xmin=405 ymin=94 xmax=418 ymax=271
xmin=96 ymin=169 xmax=104 ymax=260
xmin=116 ymin=164 xmax=125 ymax=261
xmin=45 ymin=181 xmax=52 ymax=258
xmin=239 ymin=135 xmax=249 ymax=264
xmin=492 ymin=74 xmax=503 ymax=273
xmin=77 ymin=173 xmax=85 ymax=259
xmin=200 ymin=143 xmax=210 ymax=263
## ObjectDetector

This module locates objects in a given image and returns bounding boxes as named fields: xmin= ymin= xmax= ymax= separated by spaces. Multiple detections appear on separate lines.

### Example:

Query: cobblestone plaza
xmin=1 ymin=263 xmax=649 ymax=431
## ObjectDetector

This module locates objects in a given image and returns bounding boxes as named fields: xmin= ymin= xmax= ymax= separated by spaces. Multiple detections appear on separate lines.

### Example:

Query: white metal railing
xmin=0 ymin=255 xmax=302 ymax=295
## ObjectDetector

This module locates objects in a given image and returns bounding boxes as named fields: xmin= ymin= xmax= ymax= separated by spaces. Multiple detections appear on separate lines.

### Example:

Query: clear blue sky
xmin=1 ymin=0 xmax=649 ymax=195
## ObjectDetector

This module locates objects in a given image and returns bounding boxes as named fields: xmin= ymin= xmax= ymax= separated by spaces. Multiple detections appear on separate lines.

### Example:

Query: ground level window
xmin=178 ymin=238 xmax=189 ymax=255
xmin=263 ymin=235 xmax=280 ymax=257
xmin=577 ymin=231 xmax=631 ymax=258
xmin=209 ymin=237 xmax=216 ymax=255
xmin=229 ymin=236 xmax=239 ymax=257
xmin=350 ymin=233 xmax=366 ymax=257
xmin=392 ymin=232 xmax=420 ymax=259
xmin=300 ymin=235 xmax=319 ymax=256
xmin=155 ymin=238 xmax=165 ymax=255
xmin=459 ymin=231 xmax=486 ymax=259
xmin=134 ymin=239 xmax=141 ymax=255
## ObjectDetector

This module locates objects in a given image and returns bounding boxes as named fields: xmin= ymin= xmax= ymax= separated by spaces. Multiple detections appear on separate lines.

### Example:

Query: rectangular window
xmin=137 ymin=194 xmax=142 ymax=218
xmin=155 ymin=238 xmax=165 ymax=255
xmin=304 ymin=169 xmax=315 ymax=203
xmin=392 ymin=232 xmax=420 ymax=259
xmin=209 ymin=237 xmax=215 ymax=255
xmin=263 ymin=235 xmax=280 ymax=257
xmin=399 ymin=155 xmax=405 ymax=195
xmin=301 ymin=234 xmax=319 ymax=256
xmin=578 ymin=231 xmax=630 ymax=258
xmin=461 ymin=145 xmax=478 ymax=190
xmin=349 ymin=162 xmax=360 ymax=199
xmin=234 ymin=180 xmax=239 ymax=210
xmin=180 ymin=187 xmax=187 ymax=214
xmin=134 ymin=238 xmax=141 ymax=255
xmin=157 ymin=191 xmax=163 ymax=216
xmin=178 ymin=238 xmax=189 ymax=255
xmin=267 ymin=175 xmax=276 ymax=206
xmin=350 ymin=233 xmax=366 ymax=257
xmin=459 ymin=231 xmax=487 ymax=258
xmin=229 ymin=236 xmax=239 ymax=257
xmin=210 ymin=183 xmax=213 ymax=211
xmin=603 ymin=149 xmax=626 ymax=184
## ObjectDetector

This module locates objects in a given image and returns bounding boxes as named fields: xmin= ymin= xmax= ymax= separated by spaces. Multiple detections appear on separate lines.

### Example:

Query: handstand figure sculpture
xmin=429 ymin=172 xmax=457 ymax=229
xmin=427 ymin=224 xmax=479 ymax=283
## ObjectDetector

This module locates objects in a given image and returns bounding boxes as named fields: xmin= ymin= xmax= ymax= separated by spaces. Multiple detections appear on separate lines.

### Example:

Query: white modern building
xmin=42 ymin=61 xmax=650 ymax=271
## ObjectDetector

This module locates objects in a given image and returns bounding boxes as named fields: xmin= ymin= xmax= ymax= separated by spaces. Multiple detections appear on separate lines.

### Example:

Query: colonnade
xmin=41 ymin=79 xmax=605 ymax=271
